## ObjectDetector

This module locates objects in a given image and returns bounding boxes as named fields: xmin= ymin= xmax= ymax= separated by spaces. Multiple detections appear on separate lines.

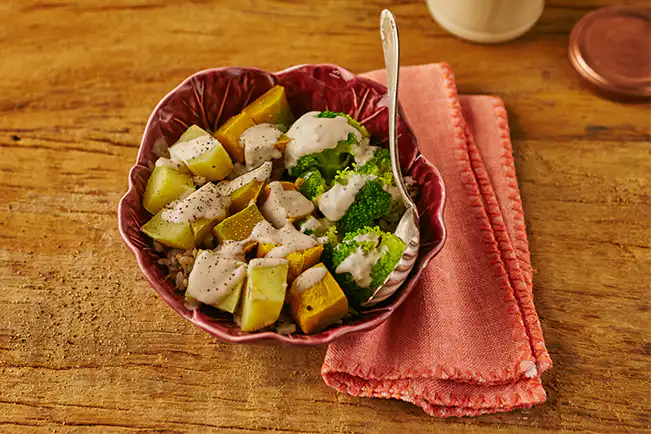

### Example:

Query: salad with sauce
xmin=140 ymin=85 xmax=413 ymax=334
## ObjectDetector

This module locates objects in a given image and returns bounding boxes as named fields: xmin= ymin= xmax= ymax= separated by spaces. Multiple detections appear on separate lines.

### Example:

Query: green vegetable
xmin=338 ymin=178 xmax=392 ymax=235
xmin=357 ymin=147 xmax=408 ymax=232
xmin=331 ymin=226 xmax=405 ymax=307
xmin=314 ymin=222 xmax=340 ymax=272
xmin=289 ymin=133 xmax=356 ymax=183
xmin=298 ymin=170 xmax=327 ymax=200
xmin=320 ymin=222 xmax=339 ymax=243
xmin=316 ymin=111 xmax=369 ymax=138
xmin=357 ymin=147 xmax=394 ymax=186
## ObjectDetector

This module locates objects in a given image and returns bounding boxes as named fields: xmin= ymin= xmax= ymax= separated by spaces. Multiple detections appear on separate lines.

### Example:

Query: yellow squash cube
xmin=256 ymin=242 xmax=277 ymax=258
xmin=300 ymin=244 xmax=323 ymax=269
xmin=243 ymin=85 xmax=294 ymax=127
xmin=257 ymin=244 xmax=323 ymax=285
xmin=286 ymin=244 xmax=323 ymax=284
xmin=286 ymin=251 xmax=305 ymax=285
xmin=288 ymin=264 xmax=348 ymax=334
xmin=230 ymin=180 xmax=264 ymax=214
xmin=177 ymin=124 xmax=208 ymax=142
xmin=213 ymin=203 xmax=265 ymax=242
xmin=213 ymin=112 xmax=255 ymax=163
xmin=259 ymin=181 xmax=314 ymax=227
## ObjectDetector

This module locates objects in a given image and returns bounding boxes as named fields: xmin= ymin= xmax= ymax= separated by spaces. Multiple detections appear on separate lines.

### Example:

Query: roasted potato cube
xmin=190 ymin=217 xmax=223 ymax=247
xmin=141 ymin=211 xmax=194 ymax=250
xmin=239 ymin=258 xmax=289 ymax=332
xmin=142 ymin=166 xmax=195 ymax=215
xmin=185 ymin=142 xmax=233 ymax=181
xmin=217 ymin=280 xmax=244 ymax=313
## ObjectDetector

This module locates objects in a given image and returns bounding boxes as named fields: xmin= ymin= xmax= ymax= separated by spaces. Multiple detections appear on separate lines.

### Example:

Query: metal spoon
xmin=363 ymin=9 xmax=421 ymax=306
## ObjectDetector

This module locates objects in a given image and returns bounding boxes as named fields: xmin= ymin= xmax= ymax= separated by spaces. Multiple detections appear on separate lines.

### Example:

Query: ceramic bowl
xmin=118 ymin=64 xmax=446 ymax=345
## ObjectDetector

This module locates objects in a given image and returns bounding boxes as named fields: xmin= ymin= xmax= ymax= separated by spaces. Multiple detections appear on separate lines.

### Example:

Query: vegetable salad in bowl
xmin=139 ymin=85 xmax=415 ymax=335
xmin=118 ymin=64 xmax=446 ymax=344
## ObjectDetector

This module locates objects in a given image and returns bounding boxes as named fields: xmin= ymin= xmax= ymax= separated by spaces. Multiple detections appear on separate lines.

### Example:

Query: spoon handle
xmin=380 ymin=10 xmax=416 ymax=210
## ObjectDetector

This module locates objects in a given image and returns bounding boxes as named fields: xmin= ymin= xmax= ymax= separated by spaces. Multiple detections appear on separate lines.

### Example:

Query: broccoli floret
xmin=297 ymin=170 xmax=327 ymax=200
xmin=297 ymin=216 xmax=337 ymax=238
xmin=377 ymin=198 xmax=407 ymax=233
xmin=315 ymin=222 xmax=340 ymax=271
xmin=289 ymin=133 xmax=355 ymax=183
xmin=338 ymin=178 xmax=392 ymax=235
xmin=316 ymin=111 xmax=369 ymax=138
xmin=357 ymin=147 xmax=394 ymax=185
xmin=357 ymin=147 xmax=409 ymax=231
xmin=333 ymin=166 xmax=352 ymax=184
xmin=330 ymin=226 xmax=405 ymax=307
xmin=331 ymin=226 xmax=384 ymax=261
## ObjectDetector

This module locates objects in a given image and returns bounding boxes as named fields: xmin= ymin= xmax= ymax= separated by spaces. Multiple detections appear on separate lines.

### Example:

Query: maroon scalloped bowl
xmin=118 ymin=64 xmax=446 ymax=345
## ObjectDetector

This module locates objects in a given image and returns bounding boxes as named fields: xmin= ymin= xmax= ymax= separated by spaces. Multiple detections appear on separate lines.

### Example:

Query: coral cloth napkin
xmin=322 ymin=64 xmax=552 ymax=418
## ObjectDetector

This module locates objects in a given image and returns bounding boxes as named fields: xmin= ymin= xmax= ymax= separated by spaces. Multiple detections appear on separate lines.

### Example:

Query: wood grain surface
xmin=1 ymin=0 xmax=650 ymax=432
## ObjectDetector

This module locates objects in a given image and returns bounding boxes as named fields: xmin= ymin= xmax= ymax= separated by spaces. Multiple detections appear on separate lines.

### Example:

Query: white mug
xmin=426 ymin=0 xmax=545 ymax=43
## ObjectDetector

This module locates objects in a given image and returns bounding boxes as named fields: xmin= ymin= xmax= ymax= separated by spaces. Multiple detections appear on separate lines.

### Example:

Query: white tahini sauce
xmin=384 ymin=184 xmax=402 ymax=203
xmin=284 ymin=111 xmax=362 ymax=169
xmin=186 ymin=250 xmax=246 ymax=306
xmin=317 ymin=173 xmax=369 ymax=221
xmin=213 ymin=240 xmax=245 ymax=261
xmin=292 ymin=265 xmax=328 ymax=293
xmin=169 ymin=135 xmax=217 ymax=162
xmin=353 ymin=231 xmax=381 ymax=244
xmin=245 ymin=221 xmax=319 ymax=259
xmin=155 ymin=156 xmax=188 ymax=172
xmin=261 ymin=181 xmax=314 ymax=228
xmin=299 ymin=216 xmax=322 ymax=233
xmin=162 ymin=182 xmax=230 ymax=224
xmin=248 ymin=220 xmax=278 ymax=245
xmin=335 ymin=246 xmax=386 ymax=288
xmin=240 ymin=124 xmax=284 ymax=169
xmin=218 ymin=161 xmax=272 ymax=196
xmin=351 ymin=142 xmax=376 ymax=166
xmin=265 ymin=224 xmax=319 ymax=258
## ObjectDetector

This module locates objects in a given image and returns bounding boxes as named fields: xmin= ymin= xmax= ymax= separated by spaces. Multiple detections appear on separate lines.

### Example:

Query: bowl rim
xmin=117 ymin=63 xmax=447 ymax=345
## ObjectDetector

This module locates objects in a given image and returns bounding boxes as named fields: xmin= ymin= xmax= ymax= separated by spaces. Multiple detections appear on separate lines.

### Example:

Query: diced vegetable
xmin=169 ymin=125 xmax=233 ymax=181
xmin=230 ymin=180 xmax=264 ymax=214
xmin=143 ymin=166 xmax=195 ymax=215
xmin=214 ymin=112 xmax=256 ymax=163
xmin=213 ymin=203 xmax=265 ymax=242
xmin=239 ymin=258 xmax=289 ymax=332
xmin=141 ymin=211 xmax=194 ymax=250
xmin=288 ymin=263 xmax=348 ymax=334
xmin=243 ymin=85 xmax=294 ymax=127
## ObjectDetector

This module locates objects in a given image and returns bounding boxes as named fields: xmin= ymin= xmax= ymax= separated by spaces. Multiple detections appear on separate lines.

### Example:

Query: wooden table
xmin=1 ymin=0 xmax=649 ymax=432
